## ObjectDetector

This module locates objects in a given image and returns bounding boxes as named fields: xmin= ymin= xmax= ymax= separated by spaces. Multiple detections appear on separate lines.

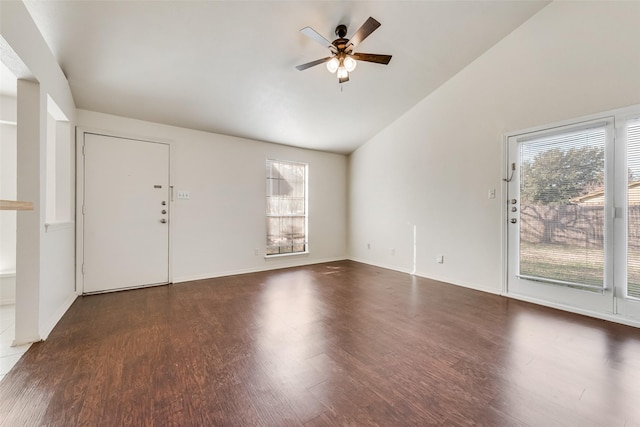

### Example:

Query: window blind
xmin=627 ymin=119 xmax=640 ymax=299
xmin=518 ymin=125 xmax=606 ymax=290
xmin=266 ymin=159 xmax=307 ymax=255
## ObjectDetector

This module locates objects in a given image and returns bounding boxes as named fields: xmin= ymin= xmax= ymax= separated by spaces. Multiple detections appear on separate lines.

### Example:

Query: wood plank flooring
xmin=1 ymin=260 xmax=640 ymax=426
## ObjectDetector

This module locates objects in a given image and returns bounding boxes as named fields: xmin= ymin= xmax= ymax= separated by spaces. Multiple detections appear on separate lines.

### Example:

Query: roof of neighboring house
xmin=572 ymin=181 xmax=640 ymax=205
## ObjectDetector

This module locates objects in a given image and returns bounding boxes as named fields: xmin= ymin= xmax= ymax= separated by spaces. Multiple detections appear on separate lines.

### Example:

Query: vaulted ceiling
xmin=23 ymin=1 xmax=549 ymax=154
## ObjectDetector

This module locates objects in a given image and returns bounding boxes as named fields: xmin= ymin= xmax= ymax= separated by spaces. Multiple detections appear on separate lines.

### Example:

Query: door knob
xmin=511 ymin=207 xmax=517 ymax=212
xmin=510 ymin=218 xmax=517 ymax=224
xmin=161 ymin=209 xmax=167 ymax=214
xmin=161 ymin=201 xmax=166 ymax=206
xmin=160 ymin=219 xmax=167 ymax=224
xmin=511 ymin=199 xmax=517 ymax=204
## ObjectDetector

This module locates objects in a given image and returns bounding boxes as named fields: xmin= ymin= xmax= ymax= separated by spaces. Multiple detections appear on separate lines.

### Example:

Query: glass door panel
xmin=507 ymin=119 xmax=614 ymax=314
xmin=616 ymin=118 xmax=640 ymax=320
xmin=627 ymin=120 xmax=640 ymax=299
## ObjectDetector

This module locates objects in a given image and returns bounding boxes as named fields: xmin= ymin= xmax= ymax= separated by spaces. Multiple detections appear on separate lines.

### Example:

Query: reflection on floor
xmin=0 ymin=305 xmax=31 ymax=382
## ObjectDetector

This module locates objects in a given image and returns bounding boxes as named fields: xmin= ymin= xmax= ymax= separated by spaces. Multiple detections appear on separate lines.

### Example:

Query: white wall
xmin=76 ymin=110 xmax=348 ymax=285
xmin=0 ymin=95 xmax=17 ymax=275
xmin=0 ymin=96 xmax=17 ymax=305
xmin=1 ymin=0 xmax=77 ymax=342
xmin=349 ymin=1 xmax=640 ymax=293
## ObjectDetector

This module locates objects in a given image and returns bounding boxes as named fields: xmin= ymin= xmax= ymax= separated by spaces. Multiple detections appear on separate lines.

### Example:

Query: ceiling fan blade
xmin=296 ymin=57 xmax=332 ymax=71
xmin=300 ymin=26 xmax=336 ymax=52
xmin=346 ymin=17 xmax=381 ymax=49
xmin=351 ymin=53 xmax=392 ymax=65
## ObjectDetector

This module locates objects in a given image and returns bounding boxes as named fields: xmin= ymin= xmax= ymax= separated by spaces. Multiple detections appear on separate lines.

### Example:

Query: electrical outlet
xmin=488 ymin=189 xmax=496 ymax=199
xmin=177 ymin=190 xmax=190 ymax=200
xmin=254 ymin=248 xmax=260 ymax=256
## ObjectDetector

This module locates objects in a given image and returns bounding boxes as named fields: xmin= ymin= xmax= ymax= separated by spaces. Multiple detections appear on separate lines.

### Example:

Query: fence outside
xmin=520 ymin=204 xmax=640 ymax=297
xmin=520 ymin=205 xmax=640 ymax=249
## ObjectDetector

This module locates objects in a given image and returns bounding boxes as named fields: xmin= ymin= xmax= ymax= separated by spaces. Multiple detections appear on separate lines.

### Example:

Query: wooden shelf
xmin=0 ymin=200 xmax=34 ymax=211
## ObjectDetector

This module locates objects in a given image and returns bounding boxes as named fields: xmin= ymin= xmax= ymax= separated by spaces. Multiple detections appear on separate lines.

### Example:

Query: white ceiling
xmin=23 ymin=0 xmax=548 ymax=154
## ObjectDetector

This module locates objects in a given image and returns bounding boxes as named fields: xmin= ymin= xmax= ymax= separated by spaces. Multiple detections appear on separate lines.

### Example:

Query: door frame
xmin=501 ymin=105 xmax=640 ymax=329
xmin=75 ymin=127 xmax=173 ymax=294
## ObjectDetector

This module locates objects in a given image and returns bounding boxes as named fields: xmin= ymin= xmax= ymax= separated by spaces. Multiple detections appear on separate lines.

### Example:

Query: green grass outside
xmin=519 ymin=242 xmax=640 ymax=298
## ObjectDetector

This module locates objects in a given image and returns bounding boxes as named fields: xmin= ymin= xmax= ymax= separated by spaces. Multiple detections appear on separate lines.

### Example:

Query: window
xmin=518 ymin=123 xmax=608 ymax=290
xmin=266 ymin=159 xmax=307 ymax=255
xmin=627 ymin=119 xmax=640 ymax=299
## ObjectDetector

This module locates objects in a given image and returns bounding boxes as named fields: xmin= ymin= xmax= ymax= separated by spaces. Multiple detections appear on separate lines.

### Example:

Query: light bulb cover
xmin=336 ymin=66 xmax=348 ymax=79
xmin=326 ymin=57 xmax=339 ymax=73
xmin=344 ymin=56 xmax=357 ymax=72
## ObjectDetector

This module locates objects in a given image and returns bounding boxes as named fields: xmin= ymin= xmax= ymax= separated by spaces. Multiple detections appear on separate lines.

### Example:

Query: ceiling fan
xmin=296 ymin=17 xmax=392 ymax=84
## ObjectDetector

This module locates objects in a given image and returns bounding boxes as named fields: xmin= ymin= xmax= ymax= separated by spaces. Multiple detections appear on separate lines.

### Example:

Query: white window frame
xmin=265 ymin=159 xmax=309 ymax=257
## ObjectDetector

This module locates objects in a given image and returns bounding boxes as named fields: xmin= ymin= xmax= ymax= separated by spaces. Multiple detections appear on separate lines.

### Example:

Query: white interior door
xmin=506 ymin=119 xmax=615 ymax=314
xmin=83 ymin=133 xmax=169 ymax=294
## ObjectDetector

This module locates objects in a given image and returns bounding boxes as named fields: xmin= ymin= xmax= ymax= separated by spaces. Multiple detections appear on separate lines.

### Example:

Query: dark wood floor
xmin=1 ymin=261 xmax=640 ymax=426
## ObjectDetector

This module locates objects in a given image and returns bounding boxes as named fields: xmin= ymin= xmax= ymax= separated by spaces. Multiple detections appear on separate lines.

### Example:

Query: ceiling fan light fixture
xmin=326 ymin=57 xmax=340 ymax=73
xmin=344 ymin=56 xmax=357 ymax=72
xmin=297 ymin=17 xmax=391 ymax=84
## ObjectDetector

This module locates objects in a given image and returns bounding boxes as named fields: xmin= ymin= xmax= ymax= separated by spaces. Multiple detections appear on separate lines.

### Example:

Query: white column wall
xmin=0 ymin=96 xmax=17 ymax=275
xmin=14 ymin=80 xmax=44 ymax=344
xmin=1 ymin=0 xmax=77 ymax=342
xmin=0 ymin=96 xmax=18 ymax=305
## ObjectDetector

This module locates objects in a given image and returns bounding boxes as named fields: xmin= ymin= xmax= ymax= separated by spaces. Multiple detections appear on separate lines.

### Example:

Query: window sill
xmin=264 ymin=251 xmax=309 ymax=260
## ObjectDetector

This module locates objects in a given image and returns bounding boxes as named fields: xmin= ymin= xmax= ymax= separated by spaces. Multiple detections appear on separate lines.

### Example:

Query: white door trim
xmin=501 ymin=104 xmax=640 ymax=327
xmin=75 ymin=127 xmax=173 ymax=295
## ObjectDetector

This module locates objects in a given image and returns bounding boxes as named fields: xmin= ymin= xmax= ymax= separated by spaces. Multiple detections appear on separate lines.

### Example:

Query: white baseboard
xmin=504 ymin=292 xmax=640 ymax=329
xmin=348 ymin=259 xmax=639 ymax=328
xmin=347 ymin=257 xmax=414 ymax=275
xmin=347 ymin=258 xmax=501 ymax=295
xmin=172 ymin=256 xmax=348 ymax=284
xmin=39 ymin=292 xmax=78 ymax=340
xmin=12 ymin=337 xmax=40 ymax=347
xmin=413 ymin=270 xmax=501 ymax=295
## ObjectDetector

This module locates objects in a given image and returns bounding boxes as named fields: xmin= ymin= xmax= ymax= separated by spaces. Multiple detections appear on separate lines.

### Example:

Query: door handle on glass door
xmin=510 ymin=218 xmax=517 ymax=224
xmin=160 ymin=219 xmax=167 ymax=224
